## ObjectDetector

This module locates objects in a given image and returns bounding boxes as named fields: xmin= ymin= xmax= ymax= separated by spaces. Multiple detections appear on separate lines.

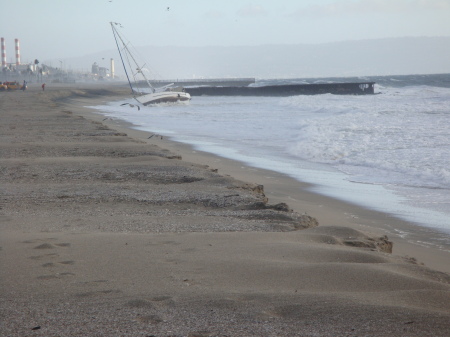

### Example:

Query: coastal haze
xmin=67 ymin=37 xmax=450 ymax=78
xmin=1 ymin=0 xmax=450 ymax=78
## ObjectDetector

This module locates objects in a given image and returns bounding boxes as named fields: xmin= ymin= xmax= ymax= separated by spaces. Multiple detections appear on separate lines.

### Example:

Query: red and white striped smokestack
xmin=1 ymin=38 xmax=6 ymax=67
xmin=15 ymin=38 xmax=20 ymax=66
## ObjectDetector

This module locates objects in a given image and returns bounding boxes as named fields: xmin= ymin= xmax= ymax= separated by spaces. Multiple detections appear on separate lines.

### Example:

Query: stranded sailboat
xmin=110 ymin=22 xmax=191 ymax=105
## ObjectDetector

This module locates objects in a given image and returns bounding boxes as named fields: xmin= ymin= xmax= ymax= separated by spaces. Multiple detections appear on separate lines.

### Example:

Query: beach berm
xmin=1 ymin=83 xmax=449 ymax=336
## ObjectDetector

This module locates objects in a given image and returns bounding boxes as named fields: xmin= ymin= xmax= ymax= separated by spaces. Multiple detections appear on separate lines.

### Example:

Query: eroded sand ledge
xmin=1 ymin=83 xmax=450 ymax=336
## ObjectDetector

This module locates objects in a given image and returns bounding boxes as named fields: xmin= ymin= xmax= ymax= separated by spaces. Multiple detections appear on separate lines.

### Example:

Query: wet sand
xmin=1 ymin=83 xmax=450 ymax=336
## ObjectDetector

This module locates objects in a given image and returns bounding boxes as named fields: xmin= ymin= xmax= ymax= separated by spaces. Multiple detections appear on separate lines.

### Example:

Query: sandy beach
xmin=1 ymin=83 xmax=450 ymax=336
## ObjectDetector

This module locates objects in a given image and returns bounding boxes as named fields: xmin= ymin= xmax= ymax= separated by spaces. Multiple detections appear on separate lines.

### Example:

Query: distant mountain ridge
xmin=61 ymin=36 xmax=450 ymax=79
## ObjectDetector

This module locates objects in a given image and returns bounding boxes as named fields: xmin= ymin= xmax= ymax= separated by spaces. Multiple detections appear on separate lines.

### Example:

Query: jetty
xmin=187 ymin=82 xmax=376 ymax=96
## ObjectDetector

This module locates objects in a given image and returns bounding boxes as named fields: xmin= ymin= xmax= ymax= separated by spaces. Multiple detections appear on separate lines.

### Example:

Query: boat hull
xmin=135 ymin=91 xmax=191 ymax=105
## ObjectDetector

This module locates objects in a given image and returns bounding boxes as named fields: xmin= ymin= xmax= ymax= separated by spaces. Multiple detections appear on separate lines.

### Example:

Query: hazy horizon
xmin=2 ymin=1 xmax=449 ymax=78
xmin=52 ymin=36 xmax=450 ymax=79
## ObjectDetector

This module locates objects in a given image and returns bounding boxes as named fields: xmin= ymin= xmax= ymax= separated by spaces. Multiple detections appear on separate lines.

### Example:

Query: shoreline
xmin=86 ymin=97 xmax=450 ymax=275
xmin=2 ymin=83 xmax=450 ymax=336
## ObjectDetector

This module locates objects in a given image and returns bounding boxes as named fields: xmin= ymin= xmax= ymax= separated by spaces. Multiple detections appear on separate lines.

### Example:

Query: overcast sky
xmin=1 ymin=0 xmax=449 ymax=64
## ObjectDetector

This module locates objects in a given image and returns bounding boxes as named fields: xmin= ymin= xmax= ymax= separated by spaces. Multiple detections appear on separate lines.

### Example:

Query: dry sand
xmin=1 ymin=83 xmax=450 ymax=336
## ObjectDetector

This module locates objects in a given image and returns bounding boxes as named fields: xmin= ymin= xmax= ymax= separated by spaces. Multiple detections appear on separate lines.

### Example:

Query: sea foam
xmin=90 ymin=76 xmax=450 ymax=234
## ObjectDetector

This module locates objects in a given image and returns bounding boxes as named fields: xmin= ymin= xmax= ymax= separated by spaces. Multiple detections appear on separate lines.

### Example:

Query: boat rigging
xmin=110 ymin=22 xmax=191 ymax=105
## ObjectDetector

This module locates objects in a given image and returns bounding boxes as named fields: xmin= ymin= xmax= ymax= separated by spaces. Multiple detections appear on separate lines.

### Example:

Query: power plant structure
xmin=91 ymin=59 xmax=115 ymax=79
xmin=1 ymin=37 xmax=37 ymax=74
xmin=1 ymin=37 xmax=118 ymax=83
xmin=110 ymin=58 xmax=115 ymax=79
xmin=14 ymin=38 xmax=20 ymax=66
xmin=1 ymin=38 xmax=25 ymax=69
xmin=1 ymin=37 xmax=6 ymax=68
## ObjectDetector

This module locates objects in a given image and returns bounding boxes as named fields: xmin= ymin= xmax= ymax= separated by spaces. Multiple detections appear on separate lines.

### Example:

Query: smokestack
xmin=1 ymin=38 xmax=6 ymax=67
xmin=110 ymin=58 xmax=115 ymax=79
xmin=15 ymin=38 xmax=20 ymax=66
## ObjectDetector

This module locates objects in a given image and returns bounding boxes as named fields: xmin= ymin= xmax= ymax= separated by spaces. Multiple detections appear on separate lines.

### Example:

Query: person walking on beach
xmin=22 ymin=80 xmax=27 ymax=91
xmin=42 ymin=83 xmax=45 ymax=91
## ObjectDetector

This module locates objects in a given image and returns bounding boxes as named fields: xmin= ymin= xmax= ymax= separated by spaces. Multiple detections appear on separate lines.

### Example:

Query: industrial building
xmin=1 ymin=37 xmax=117 ymax=83
xmin=91 ymin=58 xmax=115 ymax=79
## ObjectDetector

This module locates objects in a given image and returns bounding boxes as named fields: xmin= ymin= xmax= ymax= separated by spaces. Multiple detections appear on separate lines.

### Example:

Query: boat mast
xmin=110 ymin=22 xmax=155 ymax=93
xmin=110 ymin=22 xmax=134 ymax=94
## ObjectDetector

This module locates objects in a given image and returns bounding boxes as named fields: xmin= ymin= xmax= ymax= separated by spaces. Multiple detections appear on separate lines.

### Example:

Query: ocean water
xmin=90 ymin=74 xmax=450 ymax=245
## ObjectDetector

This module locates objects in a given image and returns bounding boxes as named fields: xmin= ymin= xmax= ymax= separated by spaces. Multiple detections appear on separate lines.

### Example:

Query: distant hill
xmin=61 ymin=36 xmax=450 ymax=79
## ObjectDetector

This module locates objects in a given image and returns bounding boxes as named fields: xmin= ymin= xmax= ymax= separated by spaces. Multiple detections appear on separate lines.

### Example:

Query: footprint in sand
xmin=28 ymin=240 xmax=71 ymax=262
xmin=146 ymin=240 xmax=181 ymax=247
xmin=151 ymin=296 xmax=172 ymax=302
xmin=58 ymin=260 xmax=75 ymax=265
xmin=27 ymin=240 xmax=75 ymax=279
xmin=29 ymin=253 xmax=59 ymax=260
xmin=32 ymin=242 xmax=70 ymax=250
xmin=33 ymin=243 xmax=56 ymax=249
xmin=37 ymin=272 xmax=75 ymax=280
xmin=77 ymin=280 xmax=108 ymax=286
xmin=41 ymin=261 xmax=75 ymax=268
xmin=55 ymin=243 xmax=71 ymax=247
xmin=75 ymin=289 xmax=122 ymax=298
xmin=36 ymin=274 xmax=59 ymax=280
